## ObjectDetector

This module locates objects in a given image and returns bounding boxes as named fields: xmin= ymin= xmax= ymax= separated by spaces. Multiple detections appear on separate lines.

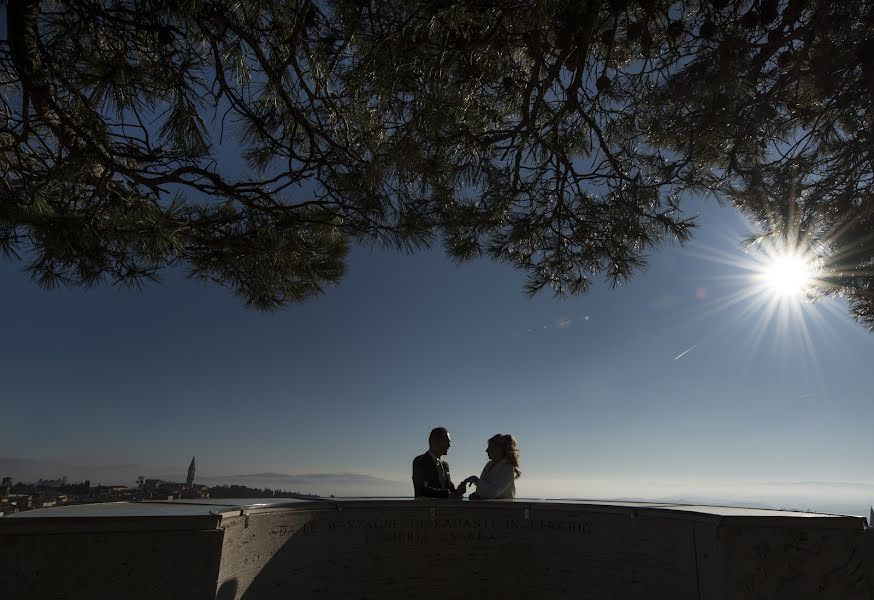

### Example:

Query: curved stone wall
xmin=215 ymin=500 xmax=873 ymax=600
xmin=1 ymin=499 xmax=872 ymax=599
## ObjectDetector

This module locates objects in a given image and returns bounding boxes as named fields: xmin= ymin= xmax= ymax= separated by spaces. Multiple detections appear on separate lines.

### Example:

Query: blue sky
xmin=3 ymin=199 xmax=874 ymax=513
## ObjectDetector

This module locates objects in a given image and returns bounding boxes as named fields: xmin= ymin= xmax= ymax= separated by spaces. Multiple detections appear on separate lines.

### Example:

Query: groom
xmin=412 ymin=427 xmax=466 ymax=498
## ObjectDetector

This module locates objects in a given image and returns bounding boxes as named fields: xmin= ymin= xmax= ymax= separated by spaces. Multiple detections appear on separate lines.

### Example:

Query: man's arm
xmin=442 ymin=461 xmax=468 ymax=497
xmin=412 ymin=455 xmax=450 ymax=498
xmin=444 ymin=461 xmax=456 ymax=494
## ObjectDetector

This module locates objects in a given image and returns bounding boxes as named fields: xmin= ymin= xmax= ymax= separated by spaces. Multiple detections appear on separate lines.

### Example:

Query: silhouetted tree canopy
xmin=1 ymin=0 xmax=872 ymax=327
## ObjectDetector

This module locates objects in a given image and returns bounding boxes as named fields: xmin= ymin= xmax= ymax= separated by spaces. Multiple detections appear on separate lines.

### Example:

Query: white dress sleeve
xmin=475 ymin=460 xmax=514 ymax=499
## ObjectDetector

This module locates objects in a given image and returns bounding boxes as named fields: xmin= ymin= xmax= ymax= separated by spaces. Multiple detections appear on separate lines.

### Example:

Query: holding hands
xmin=451 ymin=478 xmax=477 ymax=498
xmin=460 ymin=475 xmax=478 ymax=487
xmin=458 ymin=475 xmax=480 ymax=499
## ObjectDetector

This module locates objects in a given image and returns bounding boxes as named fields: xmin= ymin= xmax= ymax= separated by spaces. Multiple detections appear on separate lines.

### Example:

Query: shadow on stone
xmin=216 ymin=578 xmax=238 ymax=600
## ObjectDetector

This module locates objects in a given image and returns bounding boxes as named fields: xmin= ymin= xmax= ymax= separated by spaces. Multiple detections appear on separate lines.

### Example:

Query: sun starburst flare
xmin=677 ymin=213 xmax=863 ymax=392
xmin=756 ymin=251 xmax=818 ymax=299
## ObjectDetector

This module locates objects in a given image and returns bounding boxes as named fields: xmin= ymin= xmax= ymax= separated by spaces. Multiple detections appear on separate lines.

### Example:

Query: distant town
xmin=0 ymin=457 xmax=318 ymax=516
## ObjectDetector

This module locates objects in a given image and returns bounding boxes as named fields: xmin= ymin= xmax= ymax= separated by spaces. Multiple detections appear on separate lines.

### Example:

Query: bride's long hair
xmin=489 ymin=434 xmax=521 ymax=479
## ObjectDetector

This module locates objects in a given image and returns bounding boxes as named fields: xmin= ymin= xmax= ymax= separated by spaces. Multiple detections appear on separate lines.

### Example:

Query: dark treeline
xmin=208 ymin=484 xmax=319 ymax=499
xmin=11 ymin=480 xmax=91 ymax=494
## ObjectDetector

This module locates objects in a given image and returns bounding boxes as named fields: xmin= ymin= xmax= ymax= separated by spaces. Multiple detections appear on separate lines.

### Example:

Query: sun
xmin=684 ymin=218 xmax=845 ymax=366
xmin=759 ymin=253 xmax=815 ymax=298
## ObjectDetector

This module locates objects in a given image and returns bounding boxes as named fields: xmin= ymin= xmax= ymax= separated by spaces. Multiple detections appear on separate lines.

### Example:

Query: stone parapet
xmin=1 ymin=498 xmax=871 ymax=599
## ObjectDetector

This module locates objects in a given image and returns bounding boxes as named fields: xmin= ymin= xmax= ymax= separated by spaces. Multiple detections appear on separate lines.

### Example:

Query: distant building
xmin=9 ymin=494 xmax=32 ymax=511
xmin=180 ymin=484 xmax=210 ymax=500
xmin=1 ymin=477 xmax=11 ymax=502
xmin=93 ymin=485 xmax=129 ymax=499
xmin=137 ymin=458 xmax=208 ymax=500
xmin=186 ymin=457 xmax=196 ymax=488
xmin=0 ymin=496 xmax=17 ymax=516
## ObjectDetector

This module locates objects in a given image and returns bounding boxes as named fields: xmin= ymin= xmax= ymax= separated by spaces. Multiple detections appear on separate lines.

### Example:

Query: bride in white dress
xmin=462 ymin=434 xmax=521 ymax=499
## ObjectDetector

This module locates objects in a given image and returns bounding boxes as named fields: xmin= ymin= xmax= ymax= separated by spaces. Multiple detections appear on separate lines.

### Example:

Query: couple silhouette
xmin=412 ymin=427 xmax=520 ymax=499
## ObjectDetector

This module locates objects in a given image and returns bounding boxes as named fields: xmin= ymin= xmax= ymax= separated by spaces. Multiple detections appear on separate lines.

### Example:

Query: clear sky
xmin=3 ymin=199 xmax=874 ymax=514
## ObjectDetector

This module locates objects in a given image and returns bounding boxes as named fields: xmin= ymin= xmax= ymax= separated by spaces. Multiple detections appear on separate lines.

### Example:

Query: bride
xmin=462 ymin=434 xmax=520 ymax=499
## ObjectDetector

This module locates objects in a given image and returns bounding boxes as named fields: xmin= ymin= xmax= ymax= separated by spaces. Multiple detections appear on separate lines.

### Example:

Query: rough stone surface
xmin=217 ymin=503 xmax=699 ymax=599
xmin=2 ymin=499 xmax=872 ymax=599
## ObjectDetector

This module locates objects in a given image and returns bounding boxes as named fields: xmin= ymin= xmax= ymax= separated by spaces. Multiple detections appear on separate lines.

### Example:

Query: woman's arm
xmin=474 ymin=461 xmax=514 ymax=499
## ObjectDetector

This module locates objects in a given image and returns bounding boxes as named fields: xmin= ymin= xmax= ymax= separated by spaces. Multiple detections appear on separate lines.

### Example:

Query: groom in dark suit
xmin=412 ymin=427 xmax=466 ymax=498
